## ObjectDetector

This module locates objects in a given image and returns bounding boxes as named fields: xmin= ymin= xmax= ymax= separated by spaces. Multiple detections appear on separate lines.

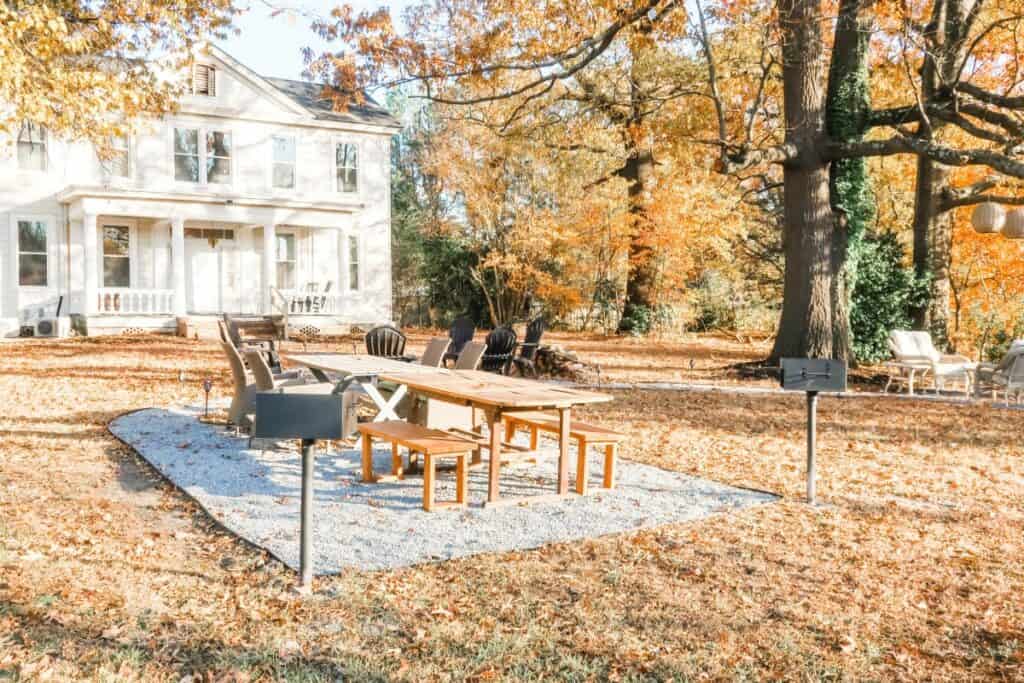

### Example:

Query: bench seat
xmin=503 ymin=410 xmax=623 ymax=495
xmin=357 ymin=421 xmax=476 ymax=511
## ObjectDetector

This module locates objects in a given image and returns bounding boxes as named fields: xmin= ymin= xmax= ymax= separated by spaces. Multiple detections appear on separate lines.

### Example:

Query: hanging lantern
xmin=971 ymin=202 xmax=1006 ymax=234
xmin=1004 ymin=208 xmax=1024 ymax=239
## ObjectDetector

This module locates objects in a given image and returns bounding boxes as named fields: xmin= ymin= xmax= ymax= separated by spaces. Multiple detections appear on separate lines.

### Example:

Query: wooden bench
xmin=503 ymin=411 xmax=623 ymax=495
xmin=357 ymin=421 xmax=475 ymax=511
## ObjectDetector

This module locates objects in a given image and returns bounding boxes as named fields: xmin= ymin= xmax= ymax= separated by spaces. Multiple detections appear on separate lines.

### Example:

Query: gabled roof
xmin=264 ymin=78 xmax=400 ymax=129
xmin=204 ymin=44 xmax=400 ymax=131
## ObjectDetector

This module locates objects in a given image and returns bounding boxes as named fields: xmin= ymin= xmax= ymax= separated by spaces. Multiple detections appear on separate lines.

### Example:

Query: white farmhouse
xmin=0 ymin=45 xmax=400 ymax=337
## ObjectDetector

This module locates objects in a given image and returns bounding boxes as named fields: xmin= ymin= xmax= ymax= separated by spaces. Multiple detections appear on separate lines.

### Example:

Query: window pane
xmin=276 ymin=262 xmax=296 ymax=290
xmin=338 ymin=167 xmax=358 ymax=193
xmin=103 ymin=226 xmax=130 ymax=256
xmin=175 ymin=153 xmax=200 ymax=182
xmin=174 ymin=128 xmax=198 ymax=155
xmin=207 ymin=156 xmax=231 ymax=183
xmin=273 ymin=136 xmax=296 ymax=163
xmin=19 ymin=254 xmax=47 ymax=286
xmin=108 ymin=151 xmax=130 ymax=177
xmin=207 ymin=131 xmax=231 ymax=158
xmin=104 ymin=257 xmax=130 ymax=287
xmin=276 ymin=234 xmax=295 ymax=261
xmin=336 ymin=143 xmax=357 ymax=168
xmin=272 ymin=163 xmax=295 ymax=189
xmin=18 ymin=220 xmax=47 ymax=253
xmin=348 ymin=236 xmax=359 ymax=290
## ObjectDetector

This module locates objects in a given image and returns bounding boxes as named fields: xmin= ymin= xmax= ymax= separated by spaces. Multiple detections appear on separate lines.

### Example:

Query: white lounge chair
xmin=975 ymin=341 xmax=1024 ymax=404
xmin=885 ymin=330 xmax=974 ymax=396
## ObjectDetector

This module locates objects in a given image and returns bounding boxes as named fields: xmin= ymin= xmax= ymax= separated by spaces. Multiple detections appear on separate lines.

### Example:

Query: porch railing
xmin=97 ymin=289 xmax=175 ymax=315
xmin=276 ymin=289 xmax=343 ymax=315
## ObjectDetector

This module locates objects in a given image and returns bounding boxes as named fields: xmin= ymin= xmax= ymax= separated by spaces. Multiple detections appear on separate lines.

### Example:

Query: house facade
xmin=0 ymin=45 xmax=400 ymax=337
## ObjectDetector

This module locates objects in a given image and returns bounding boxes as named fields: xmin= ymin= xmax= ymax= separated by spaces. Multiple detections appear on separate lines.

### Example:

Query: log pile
xmin=535 ymin=345 xmax=601 ymax=384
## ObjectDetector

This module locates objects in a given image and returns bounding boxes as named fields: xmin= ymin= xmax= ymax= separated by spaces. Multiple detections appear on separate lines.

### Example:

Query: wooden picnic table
xmin=281 ymin=353 xmax=445 ymax=424
xmin=378 ymin=369 xmax=613 ymax=505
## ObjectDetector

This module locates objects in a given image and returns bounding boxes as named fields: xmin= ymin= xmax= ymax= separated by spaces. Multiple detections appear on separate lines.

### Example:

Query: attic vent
xmin=192 ymin=64 xmax=216 ymax=96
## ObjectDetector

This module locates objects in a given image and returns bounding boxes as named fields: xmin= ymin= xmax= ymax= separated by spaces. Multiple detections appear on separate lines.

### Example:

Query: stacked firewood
xmin=534 ymin=345 xmax=601 ymax=384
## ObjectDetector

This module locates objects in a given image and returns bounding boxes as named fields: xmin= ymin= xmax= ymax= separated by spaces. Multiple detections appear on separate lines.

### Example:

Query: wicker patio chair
xmin=454 ymin=341 xmax=487 ymax=370
xmin=418 ymin=337 xmax=450 ymax=367
xmin=976 ymin=341 xmax=1024 ymax=403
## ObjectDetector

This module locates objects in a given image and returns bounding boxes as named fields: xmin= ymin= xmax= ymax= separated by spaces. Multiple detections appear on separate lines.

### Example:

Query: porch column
xmin=171 ymin=216 xmax=187 ymax=317
xmin=82 ymin=213 xmax=98 ymax=315
xmin=262 ymin=224 xmax=276 ymax=313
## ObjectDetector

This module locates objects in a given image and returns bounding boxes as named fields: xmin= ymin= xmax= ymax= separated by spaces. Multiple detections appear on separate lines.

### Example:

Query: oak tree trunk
xmin=618 ymin=144 xmax=658 ymax=332
xmin=770 ymin=0 xmax=837 ymax=360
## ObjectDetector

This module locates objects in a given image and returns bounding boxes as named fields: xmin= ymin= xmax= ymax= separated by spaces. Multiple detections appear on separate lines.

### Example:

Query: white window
xmin=206 ymin=131 xmax=232 ymax=183
xmin=335 ymin=142 xmax=358 ymax=193
xmin=276 ymin=234 xmax=296 ymax=290
xmin=174 ymin=127 xmax=231 ymax=184
xmin=347 ymin=235 xmax=360 ymax=291
xmin=17 ymin=122 xmax=47 ymax=171
xmin=17 ymin=219 xmax=48 ymax=286
xmin=271 ymin=136 xmax=296 ymax=189
xmin=174 ymin=128 xmax=200 ymax=182
xmin=192 ymin=64 xmax=216 ymax=96
xmin=102 ymin=136 xmax=131 ymax=178
xmin=102 ymin=225 xmax=131 ymax=287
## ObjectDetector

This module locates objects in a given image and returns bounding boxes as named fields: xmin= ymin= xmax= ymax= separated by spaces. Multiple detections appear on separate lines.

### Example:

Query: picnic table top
xmin=281 ymin=353 xmax=441 ymax=376
xmin=379 ymin=369 xmax=613 ymax=410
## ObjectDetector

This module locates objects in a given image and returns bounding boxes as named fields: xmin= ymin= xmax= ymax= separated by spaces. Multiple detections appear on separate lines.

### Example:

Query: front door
xmin=185 ymin=228 xmax=239 ymax=313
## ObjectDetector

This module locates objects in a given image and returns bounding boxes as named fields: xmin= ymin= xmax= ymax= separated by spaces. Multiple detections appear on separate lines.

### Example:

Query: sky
xmin=217 ymin=1 xmax=411 ymax=81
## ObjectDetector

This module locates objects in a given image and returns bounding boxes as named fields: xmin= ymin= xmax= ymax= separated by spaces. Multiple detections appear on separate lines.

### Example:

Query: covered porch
xmin=59 ymin=188 xmax=370 ymax=322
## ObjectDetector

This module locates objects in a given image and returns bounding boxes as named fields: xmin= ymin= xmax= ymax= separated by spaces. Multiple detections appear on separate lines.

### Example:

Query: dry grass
xmin=1 ymin=333 xmax=1021 ymax=681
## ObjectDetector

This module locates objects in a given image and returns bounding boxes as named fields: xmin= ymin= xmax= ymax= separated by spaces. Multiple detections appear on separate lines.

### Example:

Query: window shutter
xmin=192 ymin=65 xmax=216 ymax=96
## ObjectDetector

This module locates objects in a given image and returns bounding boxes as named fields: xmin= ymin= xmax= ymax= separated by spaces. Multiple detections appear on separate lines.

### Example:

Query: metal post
xmin=299 ymin=438 xmax=315 ymax=590
xmin=806 ymin=391 xmax=818 ymax=504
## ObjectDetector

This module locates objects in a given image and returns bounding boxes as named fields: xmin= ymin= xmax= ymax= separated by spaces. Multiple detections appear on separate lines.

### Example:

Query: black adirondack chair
xmin=365 ymin=325 xmax=414 ymax=361
xmin=443 ymin=316 xmax=476 ymax=366
xmin=512 ymin=318 xmax=547 ymax=377
xmin=480 ymin=326 xmax=518 ymax=374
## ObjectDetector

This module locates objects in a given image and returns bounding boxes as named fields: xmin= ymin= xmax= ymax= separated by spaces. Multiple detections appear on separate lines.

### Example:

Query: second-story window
xmin=272 ymin=136 xmax=296 ymax=189
xmin=335 ymin=142 xmax=358 ymax=193
xmin=17 ymin=122 xmax=47 ymax=171
xmin=192 ymin=64 xmax=217 ymax=96
xmin=174 ymin=128 xmax=231 ymax=184
xmin=206 ymin=131 xmax=232 ymax=183
xmin=174 ymin=128 xmax=200 ymax=182
xmin=102 ymin=136 xmax=131 ymax=178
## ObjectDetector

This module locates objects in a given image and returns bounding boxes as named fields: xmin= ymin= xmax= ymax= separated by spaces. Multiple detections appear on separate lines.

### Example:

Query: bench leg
xmin=423 ymin=454 xmax=435 ymax=512
xmin=576 ymin=436 xmax=589 ymax=495
xmin=361 ymin=434 xmax=374 ymax=482
xmin=530 ymin=425 xmax=539 ymax=451
xmin=603 ymin=444 xmax=617 ymax=489
xmin=391 ymin=442 xmax=403 ymax=478
xmin=456 ymin=453 xmax=468 ymax=505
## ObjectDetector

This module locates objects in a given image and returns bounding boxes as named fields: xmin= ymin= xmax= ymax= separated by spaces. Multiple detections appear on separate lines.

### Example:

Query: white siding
xmin=0 ymin=51 xmax=396 ymax=335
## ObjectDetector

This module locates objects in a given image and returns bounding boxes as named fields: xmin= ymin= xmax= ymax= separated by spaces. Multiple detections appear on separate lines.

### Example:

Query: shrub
xmin=850 ymin=231 xmax=929 ymax=362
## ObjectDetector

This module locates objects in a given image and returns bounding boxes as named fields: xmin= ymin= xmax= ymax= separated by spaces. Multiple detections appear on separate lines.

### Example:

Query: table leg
xmin=363 ymin=383 xmax=406 ymax=422
xmin=299 ymin=438 xmax=315 ymax=591
xmin=487 ymin=409 xmax=503 ymax=502
xmin=558 ymin=407 xmax=571 ymax=496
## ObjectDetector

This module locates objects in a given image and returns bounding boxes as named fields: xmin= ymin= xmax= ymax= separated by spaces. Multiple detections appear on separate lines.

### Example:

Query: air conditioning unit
xmin=33 ymin=296 xmax=70 ymax=338
xmin=35 ymin=317 xmax=71 ymax=338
